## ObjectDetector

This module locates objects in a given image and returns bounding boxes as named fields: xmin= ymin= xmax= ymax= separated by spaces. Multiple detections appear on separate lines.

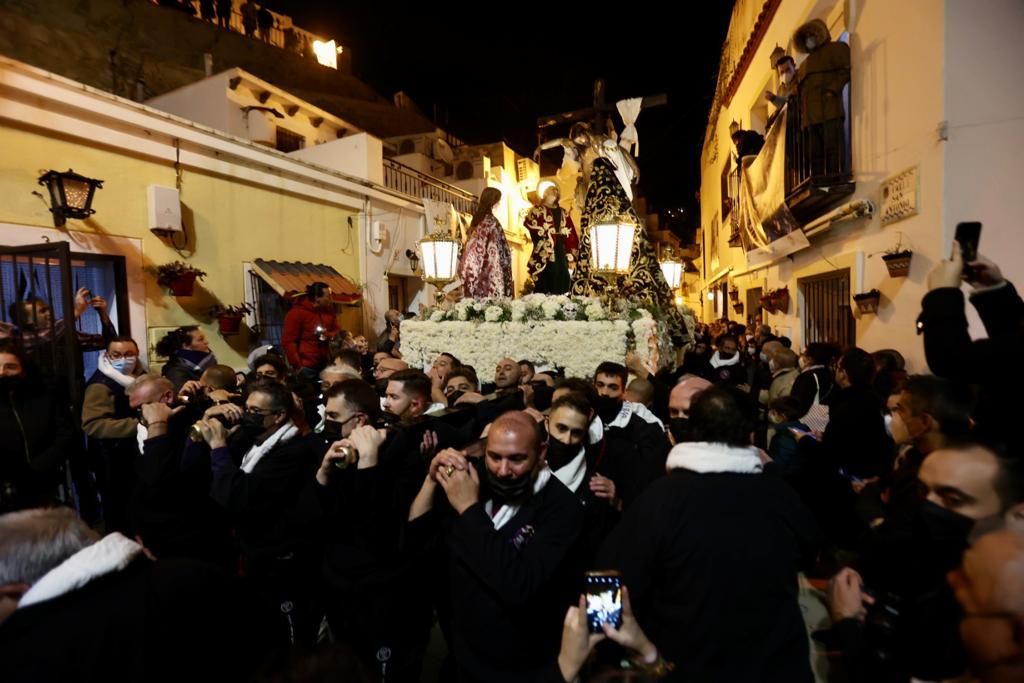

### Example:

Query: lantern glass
xmin=62 ymin=178 xmax=92 ymax=211
xmin=660 ymin=260 xmax=683 ymax=289
xmin=420 ymin=236 xmax=461 ymax=284
xmin=589 ymin=222 xmax=635 ymax=277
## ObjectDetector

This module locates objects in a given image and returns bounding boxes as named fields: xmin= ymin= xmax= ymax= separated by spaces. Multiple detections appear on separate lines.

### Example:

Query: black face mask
xmin=546 ymin=439 xmax=580 ymax=471
xmin=374 ymin=378 xmax=389 ymax=397
xmin=595 ymin=395 xmax=623 ymax=424
xmin=485 ymin=468 xmax=533 ymax=504
xmin=718 ymin=351 xmax=736 ymax=361
xmin=447 ymin=390 xmax=466 ymax=408
xmin=668 ymin=417 xmax=690 ymax=443
xmin=321 ymin=419 xmax=344 ymax=442
xmin=238 ymin=412 xmax=268 ymax=435
xmin=916 ymin=499 xmax=975 ymax=574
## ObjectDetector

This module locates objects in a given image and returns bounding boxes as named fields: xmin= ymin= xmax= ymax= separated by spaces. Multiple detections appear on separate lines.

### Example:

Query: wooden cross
xmin=536 ymin=78 xmax=668 ymax=143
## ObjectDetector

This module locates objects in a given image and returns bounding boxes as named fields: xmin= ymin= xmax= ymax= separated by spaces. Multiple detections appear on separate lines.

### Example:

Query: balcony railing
xmin=783 ymin=81 xmax=854 ymax=220
xmin=383 ymin=159 xmax=477 ymax=215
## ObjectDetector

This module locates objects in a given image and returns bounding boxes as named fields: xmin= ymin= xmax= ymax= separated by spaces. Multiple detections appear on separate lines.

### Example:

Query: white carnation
xmin=584 ymin=303 xmax=606 ymax=320
xmin=429 ymin=310 xmax=445 ymax=323
xmin=541 ymin=301 xmax=560 ymax=319
xmin=485 ymin=306 xmax=504 ymax=322
xmin=510 ymin=301 xmax=527 ymax=322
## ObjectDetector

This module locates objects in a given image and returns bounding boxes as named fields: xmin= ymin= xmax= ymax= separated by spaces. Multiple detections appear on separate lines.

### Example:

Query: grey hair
xmin=126 ymin=374 xmax=174 ymax=398
xmin=0 ymin=508 xmax=99 ymax=586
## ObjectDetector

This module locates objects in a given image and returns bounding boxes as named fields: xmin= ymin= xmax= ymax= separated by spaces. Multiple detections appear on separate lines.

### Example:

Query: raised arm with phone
xmin=919 ymin=223 xmax=1023 ymax=443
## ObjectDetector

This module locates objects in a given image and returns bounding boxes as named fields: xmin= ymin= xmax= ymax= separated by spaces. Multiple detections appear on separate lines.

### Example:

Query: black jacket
xmin=410 ymin=475 xmax=584 ymax=682
xmin=206 ymin=428 xmax=324 ymax=571
xmin=0 ymin=556 xmax=274 ymax=683
xmin=918 ymin=282 xmax=1024 ymax=445
xmin=0 ymin=375 xmax=77 ymax=512
xmin=599 ymin=467 xmax=821 ymax=683
xmin=160 ymin=355 xmax=201 ymax=393
xmin=790 ymin=365 xmax=835 ymax=417
xmin=600 ymin=412 xmax=669 ymax=508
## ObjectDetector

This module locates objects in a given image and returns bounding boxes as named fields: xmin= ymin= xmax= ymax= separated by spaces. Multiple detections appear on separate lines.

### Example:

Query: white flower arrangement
xmin=404 ymin=294 xmax=670 ymax=378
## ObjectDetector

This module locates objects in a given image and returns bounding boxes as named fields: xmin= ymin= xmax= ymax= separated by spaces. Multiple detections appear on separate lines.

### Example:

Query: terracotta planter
xmin=216 ymin=314 xmax=244 ymax=336
xmin=853 ymin=291 xmax=881 ymax=314
xmin=770 ymin=289 xmax=790 ymax=313
xmin=732 ymin=302 xmax=745 ymax=315
xmin=166 ymin=272 xmax=198 ymax=296
xmin=760 ymin=296 xmax=776 ymax=314
xmin=882 ymin=251 xmax=913 ymax=278
xmin=728 ymin=289 xmax=739 ymax=302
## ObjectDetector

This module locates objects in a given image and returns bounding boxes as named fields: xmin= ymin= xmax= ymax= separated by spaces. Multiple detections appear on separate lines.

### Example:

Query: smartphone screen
xmin=585 ymin=571 xmax=623 ymax=634
xmin=954 ymin=222 xmax=982 ymax=262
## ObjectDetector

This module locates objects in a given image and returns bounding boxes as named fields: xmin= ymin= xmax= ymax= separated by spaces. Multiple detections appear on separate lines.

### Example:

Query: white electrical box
xmin=147 ymin=185 xmax=182 ymax=234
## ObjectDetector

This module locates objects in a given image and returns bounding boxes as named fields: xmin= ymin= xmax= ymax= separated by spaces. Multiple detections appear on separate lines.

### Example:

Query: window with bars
xmin=798 ymin=268 xmax=855 ymax=348
xmin=275 ymin=127 xmax=305 ymax=153
xmin=516 ymin=157 xmax=531 ymax=183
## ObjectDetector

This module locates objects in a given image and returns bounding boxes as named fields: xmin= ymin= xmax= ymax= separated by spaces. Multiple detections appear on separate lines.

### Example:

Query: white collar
xmin=240 ymin=421 xmax=299 ymax=473
xmin=551 ymin=447 xmax=587 ymax=493
xmin=18 ymin=533 xmax=143 ymax=609
xmin=665 ymin=442 xmax=764 ymax=474
xmin=484 ymin=467 xmax=553 ymax=530
xmin=710 ymin=351 xmax=741 ymax=369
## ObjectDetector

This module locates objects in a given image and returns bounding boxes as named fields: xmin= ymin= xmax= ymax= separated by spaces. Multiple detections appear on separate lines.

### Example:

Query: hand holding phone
xmin=585 ymin=570 xmax=623 ymax=634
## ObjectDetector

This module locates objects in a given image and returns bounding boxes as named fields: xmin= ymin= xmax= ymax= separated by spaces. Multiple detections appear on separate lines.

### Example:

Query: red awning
xmin=252 ymin=259 xmax=361 ymax=304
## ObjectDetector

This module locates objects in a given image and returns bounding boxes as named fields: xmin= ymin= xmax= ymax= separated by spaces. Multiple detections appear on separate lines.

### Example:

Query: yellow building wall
xmin=0 ymin=122 xmax=361 ymax=368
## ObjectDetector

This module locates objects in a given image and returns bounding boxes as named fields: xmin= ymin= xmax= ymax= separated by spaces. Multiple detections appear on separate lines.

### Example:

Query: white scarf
xmin=551 ymin=447 xmax=587 ymax=494
xmin=605 ymin=400 xmax=665 ymax=431
xmin=18 ymin=533 xmax=143 ymax=609
xmin=240 ymin=422 xmax=298 ymax=473
xmin=588 ymin=417 xmax=605 ymax=444
xmin=97 ymin=353 xmax=137 ymax=388
xmin=665 ymin=442 xmax=764 ymax=474
xmin=136 ymin=423 xmax=149 ymax=453
xmin=484 ymin=467 xmax=552 ymax=531
xmin=710 ymin=351 xmax=741 ymax=369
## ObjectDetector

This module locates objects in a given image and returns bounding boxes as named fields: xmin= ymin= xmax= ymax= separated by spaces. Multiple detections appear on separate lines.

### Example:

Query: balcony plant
xmin=209 ymin=302 xmax=254 ymax=336
xmin=769 ymin=287 xmax=790 ymax=313
xmin=732 ymin=302 xmax=745 ymax=315
xmin=853 ymin=289 xmax=882 ymax=314
xmin=760 ymin=293 xmax=777 ymax=314
xmin=156 ymin=261 xmax=207 ymax=297
xmin=881 ymin=236 xmax=913 ymax=278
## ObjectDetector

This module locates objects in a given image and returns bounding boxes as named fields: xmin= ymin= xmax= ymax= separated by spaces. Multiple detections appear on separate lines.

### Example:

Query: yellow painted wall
xmin=0 ymin=122 xmax=360 ymax=368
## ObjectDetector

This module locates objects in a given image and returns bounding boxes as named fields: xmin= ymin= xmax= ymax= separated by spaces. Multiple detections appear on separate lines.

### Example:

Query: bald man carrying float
xmin=408 ymin=411 xmax=584 ymax=683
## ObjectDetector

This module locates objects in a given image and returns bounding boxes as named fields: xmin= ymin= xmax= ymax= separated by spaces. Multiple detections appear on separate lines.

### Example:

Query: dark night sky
xmin=279 ymin=2 xmax=734 ymax=226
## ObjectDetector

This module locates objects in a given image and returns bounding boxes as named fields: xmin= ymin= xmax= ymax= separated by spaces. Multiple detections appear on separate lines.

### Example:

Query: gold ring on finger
xmin=445 ymin=464 xmax=456 ymax=477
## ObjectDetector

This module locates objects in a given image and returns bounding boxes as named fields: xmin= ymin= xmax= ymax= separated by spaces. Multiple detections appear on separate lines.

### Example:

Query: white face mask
xmin=883 ymin=414 xmax=894 ymax=438
xmin=768 ymin=360 xmax=778 ymax=373
xmin=806 ymin=37 xmax=817 ymax=50
xmin=781 ymin=70 xmax=794 ymax=84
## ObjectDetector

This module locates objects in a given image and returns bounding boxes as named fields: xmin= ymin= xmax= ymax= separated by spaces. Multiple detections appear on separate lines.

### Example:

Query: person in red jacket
xmin=282 ymin=282 xmax=338 ymax=380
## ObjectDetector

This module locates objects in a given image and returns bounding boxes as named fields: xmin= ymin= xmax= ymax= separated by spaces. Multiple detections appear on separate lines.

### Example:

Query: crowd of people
xmin=1 ymin=248 xmax=1023 ymax=683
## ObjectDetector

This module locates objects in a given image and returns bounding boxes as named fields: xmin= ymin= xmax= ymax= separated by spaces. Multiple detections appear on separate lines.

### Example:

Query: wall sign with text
xmin=880 ymin=166 xmax=920 ymax=226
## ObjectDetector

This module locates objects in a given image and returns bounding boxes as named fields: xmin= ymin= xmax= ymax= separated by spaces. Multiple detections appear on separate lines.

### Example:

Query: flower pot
xmin=853 ymin=292 xmax=881 ymax=315
xmin=770 ymin=288 xmax=790 ymax=313
xmin=728 ymin=289 xmax=739 ymax=302
xmin=760 ymin=296 xmax=776 ymax=314
xmin=732 ymin=302 xmax=744 ymax=315
xmin=216 ymin=314 xmax=244 ymax=336
xmin=166 ymin=272 xmax=198 ymax=296
xmin=882 ymin=251 xmax=913 ymax=278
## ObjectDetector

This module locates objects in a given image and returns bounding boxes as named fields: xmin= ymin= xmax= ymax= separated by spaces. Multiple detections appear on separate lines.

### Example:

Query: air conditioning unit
xmin=147 ymin=185 xmax=183 ymax=235
xmin=453 ymin=153 xmax=490 ymax=181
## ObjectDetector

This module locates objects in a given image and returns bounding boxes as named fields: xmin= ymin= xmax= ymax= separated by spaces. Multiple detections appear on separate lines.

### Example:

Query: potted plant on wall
xmin=881 ymin=239 xmax=913 ymax=278
xmin=209 ymin=302 xmax=253 ymax=336
xmin=760 ymin=292 xmax=776 ymax=314
xmin=853 ymin=289 xmax=882 ymax=314
xmin=769 ymin=287 xmax=790 ymax=313
xmin=732 ymin=302 xmax=745 ymax=316
xmin=728 ymin=288 xmax=739 ymax=302
xmin=156 ymin=261 xmax=207 ymax=296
